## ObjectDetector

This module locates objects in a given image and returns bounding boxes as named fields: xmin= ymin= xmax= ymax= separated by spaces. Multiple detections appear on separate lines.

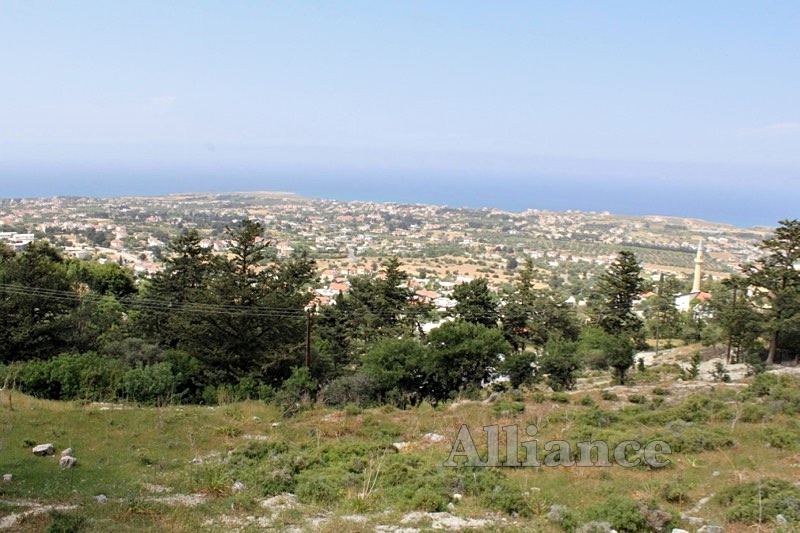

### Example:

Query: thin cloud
xmin=737 ymin=122 xmax=800 ymax=136
xmin=143 ymin=95 xmax=176 ymax=114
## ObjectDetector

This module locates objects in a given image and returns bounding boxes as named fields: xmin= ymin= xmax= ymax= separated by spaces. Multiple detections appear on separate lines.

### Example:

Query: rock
xmin=2 ymin=474 xmax=11 ymax=482
xmin=59 ymin=455 xmax=78 ymax=469
xmin=485 ymin=392 xmax=501 ymax=403
xmin=422 ymin=433 xmax=446 ymax=443
xmin=32 ymin=443 xmax=55 ymax=456
xmin=548 ymin=504 xmax=567 ymax=523
xmin=232 ymin=481 xmax=246 ymax=493
xmin=447 ymin=502 xmax=455 ymax=510
xmin=270 ymin=422 xmax=281 ymax=428
xmin=95 ymin=494 xmax=108 ymax=503
xmin=671 ymin=530 xmax=689 ymax=533
xmin=575 ymin=521 xmax=614 ymax=533
xmin=697 ymin=526 xmax=724 ymax=533
xmin=712 ymin=471 xmax=720 ymax=477
xmin=61 ymin=448 xmax=73 ymax=457
xmin=260 ymin=493 xmax=299 ymax=512
xmin=252 ymin=416 xmax=261 ymax=421
xmin=776 ymin=514 xmax=789 ymax=525
xmin=452 ymin=493 xmax=462 ymax=501
xmin=392 ymin=441 xmax=410 ymax=451
xmin=680 ymin=514 xmax=705 ymax=526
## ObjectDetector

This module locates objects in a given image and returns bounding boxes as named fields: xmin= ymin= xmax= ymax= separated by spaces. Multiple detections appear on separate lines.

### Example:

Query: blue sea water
xmin=0 ymin=166 xmax=795 ymax=228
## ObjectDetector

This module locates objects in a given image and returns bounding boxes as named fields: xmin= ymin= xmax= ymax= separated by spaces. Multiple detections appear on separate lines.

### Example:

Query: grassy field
xmin=1 ymin=356 xmax=800 ymax=532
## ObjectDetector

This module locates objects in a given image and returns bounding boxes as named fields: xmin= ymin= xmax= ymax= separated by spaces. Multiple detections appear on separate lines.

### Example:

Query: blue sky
xmin=1 ymin=1 xmax=799 ymax=211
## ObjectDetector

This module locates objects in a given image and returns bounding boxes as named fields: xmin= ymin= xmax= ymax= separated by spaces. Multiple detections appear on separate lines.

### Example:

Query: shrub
xmin=739 ymin=403 xmax=769 ymax=423
xmin=492 ymin=400 xmax=525 ymax=415
xmin=320 ymin=372 xmax=376 ymax=407
xmin=551 ymin=392 xmax=570 ymax=403
xmin=579 ymin=395 xmax=597 ymax=407
xmin=764 ymin=427 xmax=798 ymax=450
xmin=410 ymin=488 xmax=448 ymax=512
xmin=628 ymin=394 xmax=647 ymax=404
xmin=583 ymin=496 xmax=650 ymax=533
xmin=662 ymin=426 xmax=735 ymax=453
xmin=482 ymin=488 xmax=533 ymax=517
xmin=600 ymin=390 xmax=619 ymax=401
xmin=18 ymin=352 xmax=124 ymax=401
xmin=123 ymin=363 xmax=176 ymax=405
xmin=295 ymin=471 xmax=343 ymax=505
xmin=46 ymin=510 xmax=87 ymax=533
xmin=659 ymin=478 xmax=691 ymax=504
xmin=276 ymin=366 xmax=317 ymax=407
xmin=716 ymin=479 xmax=800 ymax=523
xmin=711 ymin=361 xmax=731 ymax=383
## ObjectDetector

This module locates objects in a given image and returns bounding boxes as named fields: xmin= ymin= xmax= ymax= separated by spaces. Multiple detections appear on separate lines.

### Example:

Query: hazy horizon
xmin=2 ymin=2 xmax=798 ymax=228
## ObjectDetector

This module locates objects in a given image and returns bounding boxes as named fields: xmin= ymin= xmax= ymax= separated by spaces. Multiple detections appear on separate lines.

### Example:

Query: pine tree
xmin=746 ymin=219 xmax=800 ymax=364
xmin=590 ymin=250 xmax=646 ymax=337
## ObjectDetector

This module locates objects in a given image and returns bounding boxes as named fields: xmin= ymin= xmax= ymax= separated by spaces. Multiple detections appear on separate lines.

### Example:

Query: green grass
xmin=2 ymin=374 xmax=800 ymax=531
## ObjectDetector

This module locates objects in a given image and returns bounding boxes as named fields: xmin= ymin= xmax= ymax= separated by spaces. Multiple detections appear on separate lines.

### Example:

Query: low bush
xmin=716 ymin=478 xmax=800 ymax=523
xmin=319 ymin=373 xmax=376 ymax=407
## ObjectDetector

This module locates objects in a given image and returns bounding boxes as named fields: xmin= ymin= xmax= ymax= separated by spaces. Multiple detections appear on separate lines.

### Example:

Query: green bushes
xmin=716 ymin=478 xmax=800 ymax=523
xmin=11 ymin=350 xmax=273 ymax=405
xmin=583 ymin=497 xmax=649 ymax=532
xmin=18 ymin=352 xmax=124 ymax=401
xmin=319 ymin=372 xmax=376 ymax=407
xmin=122 ymin=363 xmax=176 ymax=404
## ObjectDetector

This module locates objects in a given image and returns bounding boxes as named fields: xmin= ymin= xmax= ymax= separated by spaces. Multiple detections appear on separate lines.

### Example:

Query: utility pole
xmin=726 ymin=284 xmax=737 ymax=364
xmin=305 ymin=308 xmax=312 ymax=370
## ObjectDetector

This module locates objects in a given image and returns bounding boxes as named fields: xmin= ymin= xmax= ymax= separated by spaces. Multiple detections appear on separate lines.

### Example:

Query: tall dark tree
xmin=589 ymin=250 xmax=646 ymax=337
xmin=199 ymin=219 xmax=315 ymax=383
xmin=703 ymin=276 xmax=762 ymax=363
xmin=746 ymin=219 xmax=800 ymax=364
xmin=501 ymin=258 xmax=580 ymax=351
xmin=135 ymin=221 xmax=315 ymax=384
xmin=641 ymin=273 xmax=682 ymax=356
xmin=451 ymin=278 xmax=499 ymax=327
xmin=0 ymin=242 xmax=78 ymax=361
xmin=423 ymin=321 xmax=510 ymax=401
xmin=133 ymin=229 xmax=219 ymax=348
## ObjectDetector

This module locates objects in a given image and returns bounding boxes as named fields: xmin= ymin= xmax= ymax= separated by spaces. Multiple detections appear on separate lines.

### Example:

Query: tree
xmin=424 ymin=321 xmax=510 ymax=401
xmin=500 ymin=351 xmax=538 ymax=389
xmin=0 ymin=242 xmax=78 ymax=362
xmin=134 ymin=221 xmax=315 ymax=385
xmin=361 ymin=337 xmax=427 ymax=405
xmin=133 ymin=229 xmax=219 ymax=349
xmin=319 ymin=257 xmax=428 ymax=351
xmin=746 ymin=220 xmax=800 ymax=364
xmin=538 ymin=335 xmax=581 ymax=391
xmin=603 ymin=334 xmax=635 ymax=385
xmin=451 ymin=278 xmax=499 ymax=327
xmin=501 ymin=258 xmax=580 ymax=351
xmin=705 ymin=276 xmax=762 ymax=363
xmin=589 ymin=251 xmax=646 ymax=337
xmin=640 ymin=273 xmax=682 ymax=356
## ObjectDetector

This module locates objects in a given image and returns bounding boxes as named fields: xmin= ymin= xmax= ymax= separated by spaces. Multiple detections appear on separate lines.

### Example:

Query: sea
xmin=0 ymin=167 xmax=795 ymax=229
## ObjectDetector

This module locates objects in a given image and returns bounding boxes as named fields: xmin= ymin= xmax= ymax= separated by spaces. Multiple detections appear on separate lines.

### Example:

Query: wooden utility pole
xmin=305 ymin=309 xmax=312 ymax=370
xmin=726 ymin=284 xmax=737 ymax=364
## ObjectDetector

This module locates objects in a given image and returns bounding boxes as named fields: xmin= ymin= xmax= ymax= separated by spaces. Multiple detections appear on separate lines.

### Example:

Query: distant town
xmin=0 ymin=192 xmax=770 ymax=311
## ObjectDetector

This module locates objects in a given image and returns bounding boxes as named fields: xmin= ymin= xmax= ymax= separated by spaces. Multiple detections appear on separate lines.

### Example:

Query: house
xmin=415 ymin=290 xmax=440 ymax=303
